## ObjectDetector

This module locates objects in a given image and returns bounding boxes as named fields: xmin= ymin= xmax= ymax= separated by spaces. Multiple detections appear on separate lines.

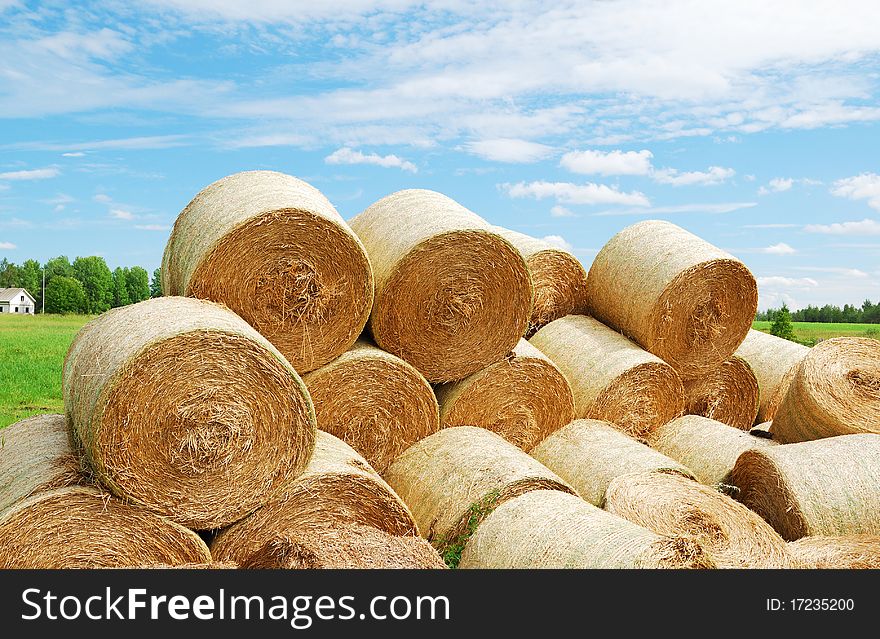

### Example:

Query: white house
xmin=0 ymin=288 xmax=36 ymax=315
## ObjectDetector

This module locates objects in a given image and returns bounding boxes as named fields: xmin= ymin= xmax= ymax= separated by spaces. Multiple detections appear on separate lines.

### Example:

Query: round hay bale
xmin=161 ymin=170 xmax=373 ymax=373
xmin=302 ymin=339 xmax=439 ymax=472
xmin=0 ymin=487 xmax=212 ymax=568
xmin=646 ymin=415 xmax=777 ymax=488
xmin=0 ymin=414 xmax=83 ymax=512
xmin=458 ymin=490 xmax=716 ymax=569
xmin=734 ymin=329 xmax=810 ymax=423
xmin=530 ymin=419 xmax=694 ymax=506
xmin=211 ymin=431 xmax=417 ymax=566
xmin=435 ymin=339 xmax=575 ymax=450
xmin=349 ymin=189 xmax=532 ymax=382
xmin=604 ymin=470 xmax=797 ymax=568
xmin=728 ymin=434 xmax=880 ymax=541
xmin=788 ymin=535 xmax=880 ymax=569
xmin=586 ymin=220 xmax=757 ymax=378
xmin=749 ymin=421 xmax=774 ymax=438
xmin=63 ymin=296 xmax=316 ymax=530
xmin=529 ymin=315 xmax=684 ymax=438
xmin=681 ymin=356 xmax=759 ymax=430
xmin=382 ymin=426 xmax=574 ymax=555
xmin=492 ymin=226 xmax=589 ymax=336
xmin=770 ymin=337 xmax=880 ymax=443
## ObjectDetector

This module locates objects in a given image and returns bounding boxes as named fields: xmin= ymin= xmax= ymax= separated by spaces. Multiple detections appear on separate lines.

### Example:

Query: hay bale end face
xmin=530 ymin=419 xmax=694 ymax=506
xmin=302 ymin=339 xmax=439 ymax=473
xmin=435 ymin=339 xmax=575 ymax=451
xmin=681 ymin=356 xmax=759 ymax=430
xmin=586 ymin=220 xmax=757 ymax=378
xmin=458 ymin=490 xmax=716 ymax=569
xmin=349 ymin=190 xmax=532 ymax=383
xmin=162 ymin=170 xmax=373 ymax=373
xmin=728 ymin=434 xmax=880 ymax=541
xmin=734 ymin=329 xmax=809 ymax=424
xmin=788 ymin=535 xmax=880 ymax=569
xmin=63 ymin=296 xmax=316 ymax=530
xmin=530 ymin=315 xmax=684 ymax=439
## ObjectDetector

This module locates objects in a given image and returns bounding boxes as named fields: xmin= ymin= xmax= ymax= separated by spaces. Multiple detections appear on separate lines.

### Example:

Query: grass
xmin=752 ymin=321 xmax=879 ymax=346
xmin=0 ymin=314 xmax=92 ymax=428
xmin=437 ymin=489 xmax=502 ymax=569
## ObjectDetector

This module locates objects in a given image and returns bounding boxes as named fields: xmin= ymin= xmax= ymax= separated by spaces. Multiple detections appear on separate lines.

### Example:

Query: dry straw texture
xmin=728 ymin=434 xmax=880 ymax=541
xmin=647 ymin=415 xmax=777 ymax=488
xmin=63 ymin=296 xmax=316 ymax=530
xmin=383 ymin=426 xmax=574 ymax=547
xmin=458 ymin=490 xmax=716 ymax=569
xmin=770 ymin=337 xmax=880 ymax=443
xmin=162 ymin=170 xmax=373 ymax=373
xmin=586 ymin=220 xmax=757 ymax=378
xmin=788 ymin=535 xmax=880 ymax=569
xmin=492 ymin=226 xmax=589 ymax=336
xmin=734 ymin=329 xmax=809 ymax=423
xmin=0 ymin=487 xmax=211 ymax=568
xmin=211 ymin=431 xmax=417 ymax=566
xmin=349 ymin=189 xmax=532 ymax=382
xmin=302 ymin=339 xmax=439 ymax=472
xmin=681 ymin=356 xmax=759 ymax=430
xmin=530 ymin=419 xmax=694 ymax=506
xmin=529 ymin=315 xmax=684 ymax=438
xmin=604 ymin=470 xmax=797 ymax=568
xmin=435 ymin=339 xmax=575 ymax=450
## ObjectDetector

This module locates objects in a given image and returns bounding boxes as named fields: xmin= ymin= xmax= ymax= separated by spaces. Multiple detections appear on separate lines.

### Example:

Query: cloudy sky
xmin=1 ymin=0 xmax=879 ymax=309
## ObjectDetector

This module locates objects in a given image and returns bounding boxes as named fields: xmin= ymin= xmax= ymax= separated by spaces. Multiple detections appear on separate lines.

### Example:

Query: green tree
xmin=44 ymin=276 xmax=86 ymax=314
xmin=73 ymin=256 xmax=113 ymax=314
xmin=0 ymin=258 xmax=21 ymax=288
xmin=111 ymin=267 xmax=131 ymax=308
xmin=770 ymin=302 xmax=797 ymax=342
xmin=44 ymin=255 xmax=74 ymax=285
xmin=19 ymin=259 xmax=42 ymax=311
xmin=126 ymin=266 xmax=150 ymax=304
xmin=150 ymin=268 xmax=163 ymax=298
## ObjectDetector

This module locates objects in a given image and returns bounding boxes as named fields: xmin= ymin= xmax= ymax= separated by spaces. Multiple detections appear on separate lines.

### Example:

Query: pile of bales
xmin=1 ymin=170 xmax=878 ymax=570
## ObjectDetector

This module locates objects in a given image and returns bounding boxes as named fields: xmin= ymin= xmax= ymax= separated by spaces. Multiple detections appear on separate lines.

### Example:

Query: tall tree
xmin=126 ymin=266 xmax=150 ymax=304
xmin=73 ymin=256 xmax=113 ymax=314
xmin=111 ymin=267 xmax=131 ymax=308
xmin=150 ymin=268 xmax=163 ymax=298
xmin=44 ymin=255 xmax=74 ymax=283
xmin=770 ymin=303 xmax=797 ymax=342
xmin=19 ymin=259 xmax=42 ymax=310
xmin=44 ymin=276 xmax=87 ymax=314
xmin=0 ymin=258 xmax=21 ymax=288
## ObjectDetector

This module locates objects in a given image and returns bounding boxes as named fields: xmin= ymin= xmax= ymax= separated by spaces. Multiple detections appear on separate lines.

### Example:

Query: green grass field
xmin=752 ymin=321 xmax=879 ymax=344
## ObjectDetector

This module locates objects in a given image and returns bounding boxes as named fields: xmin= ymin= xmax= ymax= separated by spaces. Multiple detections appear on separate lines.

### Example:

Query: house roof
xmin=0 ymin=288 xmax=35 ymax=303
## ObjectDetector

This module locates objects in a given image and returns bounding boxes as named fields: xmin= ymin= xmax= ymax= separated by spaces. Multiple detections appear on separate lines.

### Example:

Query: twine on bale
xmin=646 ymin=415 xmax=777 ymax=488
xmin=435 ymin=339 xmax=575 ymax=451
xmin=604 ymin=470 xmax=797 ymax=568
xmin=728 ymin=434 xmax=880 ymax=541
xmin=211 ymin=431 xmax=418 ymax=567
xmin=734 ymin=329 xmax=809 ymax=423
xmin=0 ymin=487 xmax=212 ymax=568
xmin=63 ymin=296 xmax=316 ymax=530
xmin=770 ymin=337 xmax=880 ymax=443
xmin=162 ymin=170 xmax=373 ymax=373
xmin=681 ymin=356 xmax=759 ymax=430
xmin=530 ymin=419 xmax=694 ymax=506
xmin=492 ymin=226 xmax=589 ymax=337
xmin=586 ymin=220 xmax=757 ymax=378
xmin=458 ymin=490 xmax=716 ymax=569
xmin=529 ymin=315 xmax=684 ymax=438
xmin=349 ymin=189 xmax=532 ymax=383
xmin=302 ymin=339 xmax=439 ymax=473
xmin=788 ymin=535 xmax=880 ymax=569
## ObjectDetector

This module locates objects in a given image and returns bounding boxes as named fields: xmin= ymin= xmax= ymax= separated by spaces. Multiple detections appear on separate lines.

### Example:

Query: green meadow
xmin=752 ymin=321 xmax=879 ymax=344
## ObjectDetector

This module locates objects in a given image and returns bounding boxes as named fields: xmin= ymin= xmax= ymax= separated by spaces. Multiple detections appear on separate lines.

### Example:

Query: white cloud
xmin=0 ymin=167 xmax=60 ymax=181
xmin=0 ymin=241 xmax=16 ymax=250
xmin=758 ymin=177 xmax=794 ymax=195
xmin=93 ymin=193 xmax=112 ymax=203
xmin=803 ymin=218 xmax=880 ymax=235
xmin=540 ymin=235 xmax=574 ymax=252
xmin=550 ymin=205 xmax=576 ymax=218
xmin=4 ymin=135 xmax=192 ymax=152
xmin=594 ymin=202 xmax=755 ymax=217
xmin=110 ymin=209 xmax=135 ymax=220
xmin=501 ymin=181 xmax=650 ymax=207
xmin=792 ymin=266 xmax=869 ymax=278
xmin=62 ymin=152 xmax=85 ymax=157
xmin=831 ymin=173 xmax=880 ymax=211
xmin=135 ymin=224 xmax=171 ymax=231
xmin=560 ymin=149 xmax=653 ymax=176
xmin=757 ymin=276 xmax=818 ymax=288
xmin=325 ymin=147 xmax=417 ymax=173
xmin=43 ymin=193 xmax=75 ymax=212
xmin=465 ymin=138 xmax=554 ymax=163
xmin=762 ymin=242 xmax=796 ymax=255
xmin=652 ymin=166 xmax=735 ymax=186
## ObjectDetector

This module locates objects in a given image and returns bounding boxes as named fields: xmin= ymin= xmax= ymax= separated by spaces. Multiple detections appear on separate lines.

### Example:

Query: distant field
xmin=752 ymin=321 xmax=879 ymax=343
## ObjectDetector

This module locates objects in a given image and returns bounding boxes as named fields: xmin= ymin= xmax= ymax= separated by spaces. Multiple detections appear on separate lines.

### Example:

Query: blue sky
xmin=1 ymin=0 xmax=879 ymax=310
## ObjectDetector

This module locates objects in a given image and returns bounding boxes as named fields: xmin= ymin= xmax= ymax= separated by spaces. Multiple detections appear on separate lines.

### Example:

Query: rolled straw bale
xmin=604 ymin=470 xmax=797 ymax=568
xmin=349 ymin=189 xmax=532 ymax=382
xmin=382 ymin=426 xmax=574 ymax=550
xmin=647 ymin=415 xmax=777 ymax=488
xmin=211 ymin=431 xmax=417 ymax=566
xmin=162 ymin=170 xmax=373 ymax=373
xmin=0 ymin=414 xmax=83 ymax=512
xmin=586 ymin=220 xmax=757 ymax=378
xmin=530 ymin=419 xmax=694 ymax=506
xmin=529 ymin=315 xmax=684 ymax=438
xmin=728 ymin=434 xmax=880 ymax=541
xmin=458 ymin=490 xmax=716 ymax=569
xmin=435 ymin=339 xmax=574 ymax=450
xmin=492 ymin=226 xmax=589 ymax=336
xmin=770 ymin=337 xmax=880 ymax=443
xmin=788 ymin=535 xmax=880 ymax=569
xmin=681 ymin=356 xmax=759 ymax=430
xmin=750 ymin=421 xmax=773 ymax=438
xmin=734 ymin=329 xmax=809 ymax=423
xmin=63 ymin=296 xmax=316 ymax=530
xmin=302 ymin=339 xmax=439 ymax=472
xmin=0 ymin=487 xmax=212 ymax=568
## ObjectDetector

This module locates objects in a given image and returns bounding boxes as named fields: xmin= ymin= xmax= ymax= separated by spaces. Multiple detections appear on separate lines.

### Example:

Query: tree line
xmin=756 ymin=300 xmax=880 ymax=324
xmin=0 ymin=256 xmax=161 ymax=314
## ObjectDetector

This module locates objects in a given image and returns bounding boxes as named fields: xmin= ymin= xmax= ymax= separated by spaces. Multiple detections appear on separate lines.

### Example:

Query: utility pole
xmin=42 ymin=267 xmax=45 ymax=314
